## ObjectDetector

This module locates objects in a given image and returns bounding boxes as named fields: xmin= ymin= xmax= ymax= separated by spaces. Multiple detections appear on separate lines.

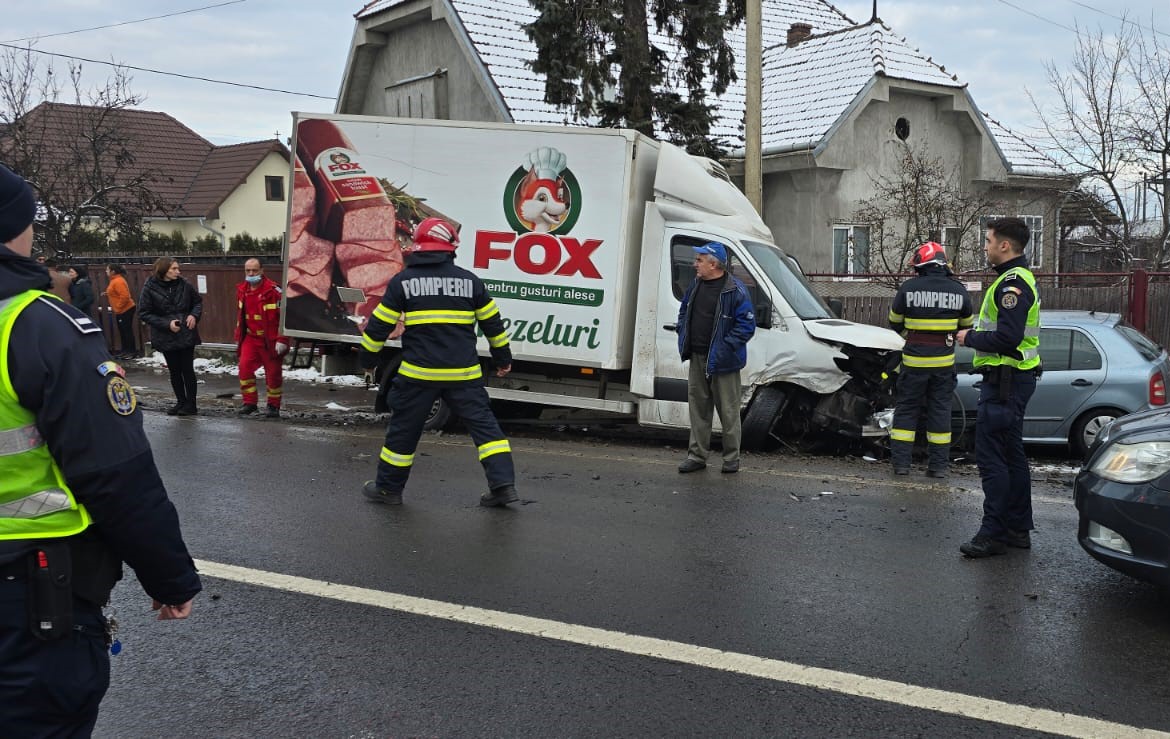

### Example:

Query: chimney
xmin=787 ymin=23 xmax=813 ymax=47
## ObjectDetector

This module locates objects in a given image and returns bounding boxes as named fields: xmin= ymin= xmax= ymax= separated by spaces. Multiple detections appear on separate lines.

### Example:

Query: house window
xmin=832 ymin=225 xmax=869 ymax=275
xmin=979 ymin=214 xmax=1042 ymax=267
xmin=265 ymin=176 xmax=284 ymax=202
xmin=1019 ymin=215 xmax=1043 ymax=268
xmin=942 ymin=227 xmax=963 ymax=251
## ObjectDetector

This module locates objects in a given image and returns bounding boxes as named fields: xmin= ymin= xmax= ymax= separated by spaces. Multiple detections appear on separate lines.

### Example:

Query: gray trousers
xmin=686 ymin=353 xmax=743 ymax=463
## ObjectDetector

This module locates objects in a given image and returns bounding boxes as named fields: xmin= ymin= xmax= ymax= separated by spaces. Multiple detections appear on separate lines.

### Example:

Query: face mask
xmin=245 ymin=275 xmax=261 ymax=285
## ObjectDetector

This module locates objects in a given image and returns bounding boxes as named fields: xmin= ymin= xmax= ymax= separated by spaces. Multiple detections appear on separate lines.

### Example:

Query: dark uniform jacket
xmin=360 ymin=251 xmax=511 ymax=382
xmin=0 ymin=246 xmax=201 ymax=605
xmin=888 ymin=264 xmax=974 ymax=368
xmin=139 ymin=276 xmax=203 ymax=353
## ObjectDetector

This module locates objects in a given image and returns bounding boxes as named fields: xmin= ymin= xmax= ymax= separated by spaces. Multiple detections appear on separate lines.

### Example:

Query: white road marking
xmin=197 ymin=559 xmax=1165 ymax=738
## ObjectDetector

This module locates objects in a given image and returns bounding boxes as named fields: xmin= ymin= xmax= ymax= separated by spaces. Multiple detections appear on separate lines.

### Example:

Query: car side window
xmin=1070 ymin=329 xmax=1103 ymax=371
xmin=670 ymin=238 xmax=769 ymax=324
xmin=1039 ymin=329 xmax=1072 ymax=372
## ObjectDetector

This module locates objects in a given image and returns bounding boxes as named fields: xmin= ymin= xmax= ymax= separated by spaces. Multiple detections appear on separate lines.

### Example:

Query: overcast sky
xmin=2 ymin=0 xmax=1166 ymax=149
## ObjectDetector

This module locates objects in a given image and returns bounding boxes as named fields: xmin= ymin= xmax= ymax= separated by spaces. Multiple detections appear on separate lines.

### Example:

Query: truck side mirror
xmin=827 ymin=298 xmax=844 ymax=319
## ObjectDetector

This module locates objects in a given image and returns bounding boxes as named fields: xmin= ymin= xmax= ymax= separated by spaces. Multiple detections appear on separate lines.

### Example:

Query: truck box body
xmin=283 ymin=114 xmax=654 ymax=370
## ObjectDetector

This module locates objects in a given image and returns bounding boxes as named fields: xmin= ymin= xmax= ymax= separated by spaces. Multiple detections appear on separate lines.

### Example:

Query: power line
xmin=992 ymin=0 xmax=1078 ymax=33
xmin=3 ymin=1 xmax=249 ymax=44
xmin=0 ymin=42 xmax=334 ymax=100
xmin=1060 ymin=0 xmax=1170 ymax=40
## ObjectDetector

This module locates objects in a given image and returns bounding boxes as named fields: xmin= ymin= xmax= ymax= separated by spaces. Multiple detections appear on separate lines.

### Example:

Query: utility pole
xmin=745 ymin=0 xmax=762 ymax=214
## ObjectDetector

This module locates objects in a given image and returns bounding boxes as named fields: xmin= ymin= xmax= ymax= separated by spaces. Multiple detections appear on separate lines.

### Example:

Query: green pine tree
xmin=525 ymin=0 xmax=745 ymax=158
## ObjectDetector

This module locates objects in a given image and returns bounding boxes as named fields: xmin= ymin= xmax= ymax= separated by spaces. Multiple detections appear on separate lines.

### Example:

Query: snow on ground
xmin=132 ymin=352 xmax=369 ymax=387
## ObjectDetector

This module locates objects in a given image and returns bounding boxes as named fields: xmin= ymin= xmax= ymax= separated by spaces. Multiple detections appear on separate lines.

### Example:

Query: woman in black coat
xmin=139 ymin=257 xmax=203 ymax=415
xmin=67 ymin=264 xmax=95 ymax=317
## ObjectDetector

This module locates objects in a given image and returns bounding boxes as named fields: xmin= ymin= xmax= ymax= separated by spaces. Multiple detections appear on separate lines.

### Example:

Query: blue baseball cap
xmin=693 ymin=242 xmax=727 ymax=263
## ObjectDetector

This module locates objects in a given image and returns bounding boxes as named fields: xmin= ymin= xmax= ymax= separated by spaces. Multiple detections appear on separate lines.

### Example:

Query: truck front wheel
xmin=741 ymin=385 xmax=787 ymax=451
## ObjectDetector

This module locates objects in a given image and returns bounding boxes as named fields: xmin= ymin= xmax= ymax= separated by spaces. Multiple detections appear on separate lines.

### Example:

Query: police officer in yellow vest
xmin=0 ymin=163 xmax=202 ymax=735
xmin=956 ymin=217 xmax=1041 ymax=558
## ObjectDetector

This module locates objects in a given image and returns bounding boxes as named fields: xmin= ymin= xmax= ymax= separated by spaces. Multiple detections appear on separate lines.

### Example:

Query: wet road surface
xmin=91 ymin=397 xmax=1170 ymax=738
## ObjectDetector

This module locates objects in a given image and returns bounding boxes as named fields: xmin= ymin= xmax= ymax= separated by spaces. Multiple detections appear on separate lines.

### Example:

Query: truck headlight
xmin=1090 ymin=441 xmax=1170 ymax=483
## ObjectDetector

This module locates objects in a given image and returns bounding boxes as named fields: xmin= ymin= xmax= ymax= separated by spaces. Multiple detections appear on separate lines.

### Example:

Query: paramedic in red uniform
xmin=235 ymin=258 xmax=289 ymax=419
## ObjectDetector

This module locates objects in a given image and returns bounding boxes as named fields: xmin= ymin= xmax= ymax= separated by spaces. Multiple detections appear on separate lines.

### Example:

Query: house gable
xmin=341 ymin=0 xmax=508 ymax=123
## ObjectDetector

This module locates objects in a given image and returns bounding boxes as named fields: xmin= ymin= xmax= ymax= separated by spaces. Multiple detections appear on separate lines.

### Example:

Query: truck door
xmin=635 ymin=230 xmax=771 ymax=429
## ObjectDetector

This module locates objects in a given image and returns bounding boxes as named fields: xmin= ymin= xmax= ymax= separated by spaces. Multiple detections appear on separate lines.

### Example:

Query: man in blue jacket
xmin=676 ymin=242 xmax=756 ymax=474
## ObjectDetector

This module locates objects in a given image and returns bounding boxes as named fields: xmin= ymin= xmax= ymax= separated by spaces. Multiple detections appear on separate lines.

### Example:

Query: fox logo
xmin=507 ymin=147 xmax=579 ymax=235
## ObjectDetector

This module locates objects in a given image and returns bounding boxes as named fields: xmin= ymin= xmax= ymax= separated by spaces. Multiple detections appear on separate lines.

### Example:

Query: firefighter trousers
xmin=238 ymin=335 xmax=283 ymax=408
xmin=890 ymin=368 xmax=956 ymax=472
xmin=376 ymin=378 xmax=514 ymax=494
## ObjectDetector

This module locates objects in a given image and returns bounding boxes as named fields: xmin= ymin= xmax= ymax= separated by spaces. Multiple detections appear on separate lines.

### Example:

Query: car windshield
xmin=743 ymin=241 xmax=833 ymax=320
xmin=1115 ymin=322 xmax=1165 ymax=362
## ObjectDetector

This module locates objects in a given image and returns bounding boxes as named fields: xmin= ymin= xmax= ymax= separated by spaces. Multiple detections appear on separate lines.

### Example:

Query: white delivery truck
xmin=282 ymin=112 xmax=903 ymax=449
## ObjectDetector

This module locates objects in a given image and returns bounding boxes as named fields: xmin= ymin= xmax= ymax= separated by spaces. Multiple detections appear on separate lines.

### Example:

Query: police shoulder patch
xmin=106 ymin=376 xmax=137 ymax=416
xmin=37 ymin=297 xmax=103 ymax=334
xmin=97 ymin=361 xmax=125 ymax=378
xmin=1001 ymin=292 xmax=1019 ymax=309
xmin=1002 ymin=272 xmax=1019 ymax=281
xmin=1004 ymin=286 xmax=1023 ymax=296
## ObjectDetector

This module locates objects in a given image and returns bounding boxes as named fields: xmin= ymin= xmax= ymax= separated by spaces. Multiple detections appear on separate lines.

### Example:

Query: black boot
xmin=176 ymin=403 xmax=198 ymax=416
xmin=166 ymin=403 xmax=181 ymax=416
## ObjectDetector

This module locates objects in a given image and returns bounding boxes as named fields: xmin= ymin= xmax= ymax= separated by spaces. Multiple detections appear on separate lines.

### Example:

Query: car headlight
xmin=1090 ymin=441 xmax=1170 ymax=483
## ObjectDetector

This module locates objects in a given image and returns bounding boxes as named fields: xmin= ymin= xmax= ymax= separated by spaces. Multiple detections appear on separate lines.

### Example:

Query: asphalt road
xmin=90 ymin=394 xmax=1170 ymax=738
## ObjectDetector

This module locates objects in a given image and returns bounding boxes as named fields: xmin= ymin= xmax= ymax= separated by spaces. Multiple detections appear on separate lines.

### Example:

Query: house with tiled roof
xmin=338 ymin=0 xmax=1078 ymax=272
xmin=5 ymin=102 xmax=290 ymax=250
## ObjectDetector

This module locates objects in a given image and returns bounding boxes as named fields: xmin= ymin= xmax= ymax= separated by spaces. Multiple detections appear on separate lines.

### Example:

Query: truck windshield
xmin=743 ymin=241 xmax=833 ymax=320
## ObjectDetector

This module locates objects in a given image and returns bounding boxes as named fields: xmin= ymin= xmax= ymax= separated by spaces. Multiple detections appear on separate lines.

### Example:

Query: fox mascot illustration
xmin=517 ymin=147 xmax=569 ymax=233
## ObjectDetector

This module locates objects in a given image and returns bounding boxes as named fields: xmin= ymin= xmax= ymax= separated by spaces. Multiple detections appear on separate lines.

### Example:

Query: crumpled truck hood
xmin=744 ymin=319 xmax=904 ymax=395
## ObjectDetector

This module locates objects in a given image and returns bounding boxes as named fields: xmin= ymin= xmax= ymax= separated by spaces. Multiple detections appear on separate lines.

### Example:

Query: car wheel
xmin=422 ymin=397 xmax=452 ymax=431
xmin=741 ymin=385 xmax=787 ymax=451
xmin=1071 ymin=408 xmax=1124 ymax=459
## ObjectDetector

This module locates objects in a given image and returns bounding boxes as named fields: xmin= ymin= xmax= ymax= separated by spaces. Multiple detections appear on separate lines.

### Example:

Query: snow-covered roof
xmin=761 ymin=22 xmax=963 ymax=152
xmin=355 ymin=0 xmax=1064 ymax=176
xmin=981 ymin=114 xmax=1067 ymax=176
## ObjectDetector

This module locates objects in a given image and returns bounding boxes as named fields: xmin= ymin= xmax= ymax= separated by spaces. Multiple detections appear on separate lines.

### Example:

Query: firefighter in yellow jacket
xmin=887 ymin=241 xmax=974 ymax=478
xmin=358 ymin=217 xmax=518 ymax=507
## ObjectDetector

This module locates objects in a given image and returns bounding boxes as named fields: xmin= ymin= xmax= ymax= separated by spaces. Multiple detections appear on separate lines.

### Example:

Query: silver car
xmin=953 ymin=310 xmax=1170 ymax=457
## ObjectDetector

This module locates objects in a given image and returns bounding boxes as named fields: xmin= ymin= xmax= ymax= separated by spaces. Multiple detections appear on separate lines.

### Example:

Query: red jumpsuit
xmin=235 ymin=277 xmax=288 ymax=409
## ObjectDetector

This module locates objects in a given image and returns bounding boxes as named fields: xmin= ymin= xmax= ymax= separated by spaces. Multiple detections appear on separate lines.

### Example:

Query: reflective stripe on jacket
xmin=0 ymin=290 xmax=91 ymax=541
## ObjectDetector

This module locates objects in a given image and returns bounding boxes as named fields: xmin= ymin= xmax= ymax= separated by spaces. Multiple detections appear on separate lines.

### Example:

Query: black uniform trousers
xmin=1 ymin=570 xmax=109 ymax=738
xmin=890 ymin=367 xmax=956 ymax=472
xmin=377 ymin=377 xmax=515 ymax=494
xmin=975 ymin=370 xmax=1037 ymax=540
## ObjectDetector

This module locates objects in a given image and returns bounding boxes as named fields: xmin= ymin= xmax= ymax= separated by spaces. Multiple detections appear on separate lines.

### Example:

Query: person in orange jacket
xmin=105 ymin=263 xmax=138 ymax=358
xmin=234 ymin=258 xmax=289 ymax=418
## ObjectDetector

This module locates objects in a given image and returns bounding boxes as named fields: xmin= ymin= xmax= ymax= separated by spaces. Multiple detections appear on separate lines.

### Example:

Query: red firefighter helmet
xmin=412 ymin=217 xmax=460 ymax=252
xmin=911 ymin=241 xmax=948 ymax=269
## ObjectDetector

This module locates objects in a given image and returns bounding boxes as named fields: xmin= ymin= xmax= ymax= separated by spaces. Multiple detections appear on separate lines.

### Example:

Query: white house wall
xmin=216 ymin=151 xmax=291 ymax=243
xmin=146 ymin=151 xmax=289 ymax=247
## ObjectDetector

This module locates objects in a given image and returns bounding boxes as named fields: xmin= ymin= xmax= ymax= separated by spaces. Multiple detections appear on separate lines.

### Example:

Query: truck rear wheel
xmin=741 ymin=385 xmax=786 ymax=451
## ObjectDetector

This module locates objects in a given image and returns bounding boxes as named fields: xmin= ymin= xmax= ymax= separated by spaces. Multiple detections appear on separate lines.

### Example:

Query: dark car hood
xmin=1090 ymin=406 xmax=1170 ymax=455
